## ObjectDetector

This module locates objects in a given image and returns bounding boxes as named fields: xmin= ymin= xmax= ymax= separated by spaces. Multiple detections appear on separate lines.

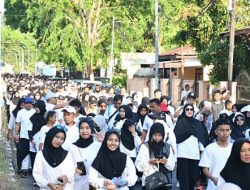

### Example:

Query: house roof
xmin=159 ymin=45 xmax=197 ymax=57
xmin=220 ymin=27 xmax=250 ymax=37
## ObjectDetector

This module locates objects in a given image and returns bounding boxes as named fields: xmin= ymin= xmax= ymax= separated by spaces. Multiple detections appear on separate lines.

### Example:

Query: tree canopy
xmin=3 ymin=0 xmax=250 ymax=83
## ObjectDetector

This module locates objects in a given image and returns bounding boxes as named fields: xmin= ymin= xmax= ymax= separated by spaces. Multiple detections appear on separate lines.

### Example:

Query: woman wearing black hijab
xmin=135 ymin=122 xmax=175 ymax=190
xmin=29 ymin=100 xmax=47 ymax=173
xmin=220 ymin=138 xmax=250 ymax=189
xmin=68 ymin=118 xmax=101 ymax=190
xmin=174 ymin=103 xmax=206 ymax=190
xmin=89 ymin=130 xmax=137 ymax=190
xmin=231 ymin=113 xmax=249 ymax=141
xmin=33 ymin=127 xmax=75 ymax=190
xmin=114 ymin=105 xmax=133 ymax=132
xmin=120 ymin=119 xmax=142 ymax=161
xmin=136 ymin=103 xmax=150 ymax=133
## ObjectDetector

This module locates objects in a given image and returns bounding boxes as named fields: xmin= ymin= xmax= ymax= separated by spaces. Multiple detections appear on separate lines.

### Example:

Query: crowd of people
xmin=2 ymin=73 xmax=250 ymax=190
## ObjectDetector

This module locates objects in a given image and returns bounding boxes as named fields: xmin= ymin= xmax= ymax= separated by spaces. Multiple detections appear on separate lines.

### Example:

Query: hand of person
xmin=159 ymin=156 xmax=167 ymax=164
xmin=58 ymin=175 xmax=68 ymax=186
xmin=14 ymin=134 xmax=19 ymax=143
xmin=104 ymin=179 xmax=113 ymax=186
xmin=128 ymin=125 xmax=136 ymax=134
xmin=47 ymin=182 xmax=57 ymax=190
xmin=211 ymin=177 xmax=218 ymax=185
xmin=7 ymin=132 xmax=11 ymax=142
xmin=94 ymin=128 xmax=104 ymax=142
xmin=75 ymin=168 xmax=82 ymax=175
xmin=54 ymin=185 xmax=65 ymax=190
xmin=149 ymin=158 xmax=158 ymax=165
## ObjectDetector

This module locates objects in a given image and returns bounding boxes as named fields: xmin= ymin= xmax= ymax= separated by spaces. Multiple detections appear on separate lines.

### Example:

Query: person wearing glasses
xmin=33 ymin=126 xmax=75 ymax=190
xmin=174 ymin=103 xmax=206 ymax=190
xmin=231 ymin=112 xmax=250 ymax=142
xmin=68 ymin=118 xmax=101 ymax=190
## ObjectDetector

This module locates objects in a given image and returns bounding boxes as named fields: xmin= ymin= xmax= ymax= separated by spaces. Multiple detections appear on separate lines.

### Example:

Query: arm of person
xmin=163 ymin=148 xmax=175 ymax=171
xmin=53 ymin=101 xmax=69 ymax=110
xmin=33 ymin=151 xmax=51 ymax=189
xmin=203 ymin=167 xmax=218 ymax=185
xmin=62 ymin=153 xmax=75 ymax=183
xmin=124 ymin=156 xmax=138 ymax=187
xmin=14 ymin=122 xmax=20 ymax=142
xmin=135 ymin=144 xmax=152 ymax=173
xmin=141 ymin=130 xmax=147 ymax=143
xmin=7 ymin=113 xmax=15 ymax=141
xmin=88 ymin=166 xmax=106 ymax=188
xmin=173 ymin=106 xmax=183 ymax=118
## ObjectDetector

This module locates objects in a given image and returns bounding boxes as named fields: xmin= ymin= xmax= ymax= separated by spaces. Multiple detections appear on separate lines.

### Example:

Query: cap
xmin=62 ymin=106 xmax=76 ymax=114
xmin=24 ymin=97 xmax=33 ymax=104
xmin=148 ymin=112 xmax=166 ymax=121
xmin=89 ymin=96 xmax=98 ymax=105
xmin=45 ymin=91 xmax=58 ymax=100
xmin=187 ymin=92 xmax=196 ymax=99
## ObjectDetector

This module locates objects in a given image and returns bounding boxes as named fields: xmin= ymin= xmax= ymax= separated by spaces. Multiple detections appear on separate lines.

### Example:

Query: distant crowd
xmin=2 ymin=73 xmax=250 ymax=190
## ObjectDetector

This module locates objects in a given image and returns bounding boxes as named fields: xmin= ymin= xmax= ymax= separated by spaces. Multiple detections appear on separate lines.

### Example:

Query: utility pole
xmin=155 ymin=0 xmax=159 ymax=89
xmin=109 ymin=17 xmax=116 ymax=85
xmin=227 ymin=0 xmax=236 ymax=91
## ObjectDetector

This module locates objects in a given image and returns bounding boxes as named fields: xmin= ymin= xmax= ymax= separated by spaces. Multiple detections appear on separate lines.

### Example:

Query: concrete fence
xmin=127 ymin=77 xmax=237 ymax=105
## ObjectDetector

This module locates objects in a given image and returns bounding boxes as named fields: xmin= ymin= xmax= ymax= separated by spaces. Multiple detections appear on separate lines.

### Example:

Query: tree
xmin=175 ymin=0 xmax=250 ymax=83
xmin=1 ymin=27 xmax=37 ymax=73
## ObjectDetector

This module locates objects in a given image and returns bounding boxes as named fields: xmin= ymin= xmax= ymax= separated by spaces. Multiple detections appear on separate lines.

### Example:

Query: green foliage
xmin=176 ymin=0 xmax=250 ymax=82
xmin=1 ymin=27 xmax=36 ymax=73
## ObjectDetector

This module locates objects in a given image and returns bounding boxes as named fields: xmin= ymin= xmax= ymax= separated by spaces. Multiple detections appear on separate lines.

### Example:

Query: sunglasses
xmin=185 ymin=108 xmax=194 ymax=111
xmin=236 ymin=118 xmax=244 ymax=122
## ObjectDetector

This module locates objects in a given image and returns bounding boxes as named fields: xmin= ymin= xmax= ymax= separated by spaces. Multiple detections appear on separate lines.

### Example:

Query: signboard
xmin=43 ymin=65 xmax=56 ymax=77
xmin=121 ymin=52 xmax=155 ymax=69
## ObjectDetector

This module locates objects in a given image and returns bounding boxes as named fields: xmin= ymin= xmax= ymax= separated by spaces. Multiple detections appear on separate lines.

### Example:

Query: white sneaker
xmin=176 ymin=181 xmax=180 ymax=187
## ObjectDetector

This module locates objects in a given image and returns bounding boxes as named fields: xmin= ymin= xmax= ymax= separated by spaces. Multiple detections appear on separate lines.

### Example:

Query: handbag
xmin=145 ymin=163 xmax=170 ymax=190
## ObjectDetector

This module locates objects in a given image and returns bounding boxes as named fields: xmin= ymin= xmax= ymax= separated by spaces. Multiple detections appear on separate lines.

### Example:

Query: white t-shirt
xmin=15 ymin=108 xmax=35 ymax=139
xmin=62 ymin=123 xmax=79 ymax=150
xmin=177 ymin=135 xmax=204 ymax=160
xmin=74 ymin=114 xmax=86 ymax=126
xmin=33 ymin=151 xmax=75 ymax=190
xmin=68 ymin=142 xmax=101 ymax=190
xmin=199 ymin=142 xmax=232 ymax=190
xmin=39 ymin=125 xmax=54 ymax=146
xmin=104 ymin=104 xmax=118 ymax=128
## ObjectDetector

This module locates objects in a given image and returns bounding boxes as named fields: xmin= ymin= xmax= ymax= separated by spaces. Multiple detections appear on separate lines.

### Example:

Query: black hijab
xmin=148 ymin=122 xmax=166 ymax=157
xmin=174 ymin=104 xmax=205 ymax=146
xmin=42 ymin=127 xmax=68 ymax=168
xmin=148 ymin=122 xmax=170 ymax=174
xmin=30 ymin=100 xmax=47 ymax=136
xmin=12 ymin=98 xmax=25 ymax=118
xmin=121 ymin=119 xmax=136 ymax=150
xmin=73 ymin=118 xmax=94 ymax=148
xmin=221 ymin=138 xmax=250 ymax=189
xmin=231 ymin=113 xmax=249 ymax=141
xmin=137 ymin=103 xmax=149 ymax=126
xmin=91 ymin=130 xmax=127 ymax=179
xmin=115 ymin=105 xmax=133 ymax=121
